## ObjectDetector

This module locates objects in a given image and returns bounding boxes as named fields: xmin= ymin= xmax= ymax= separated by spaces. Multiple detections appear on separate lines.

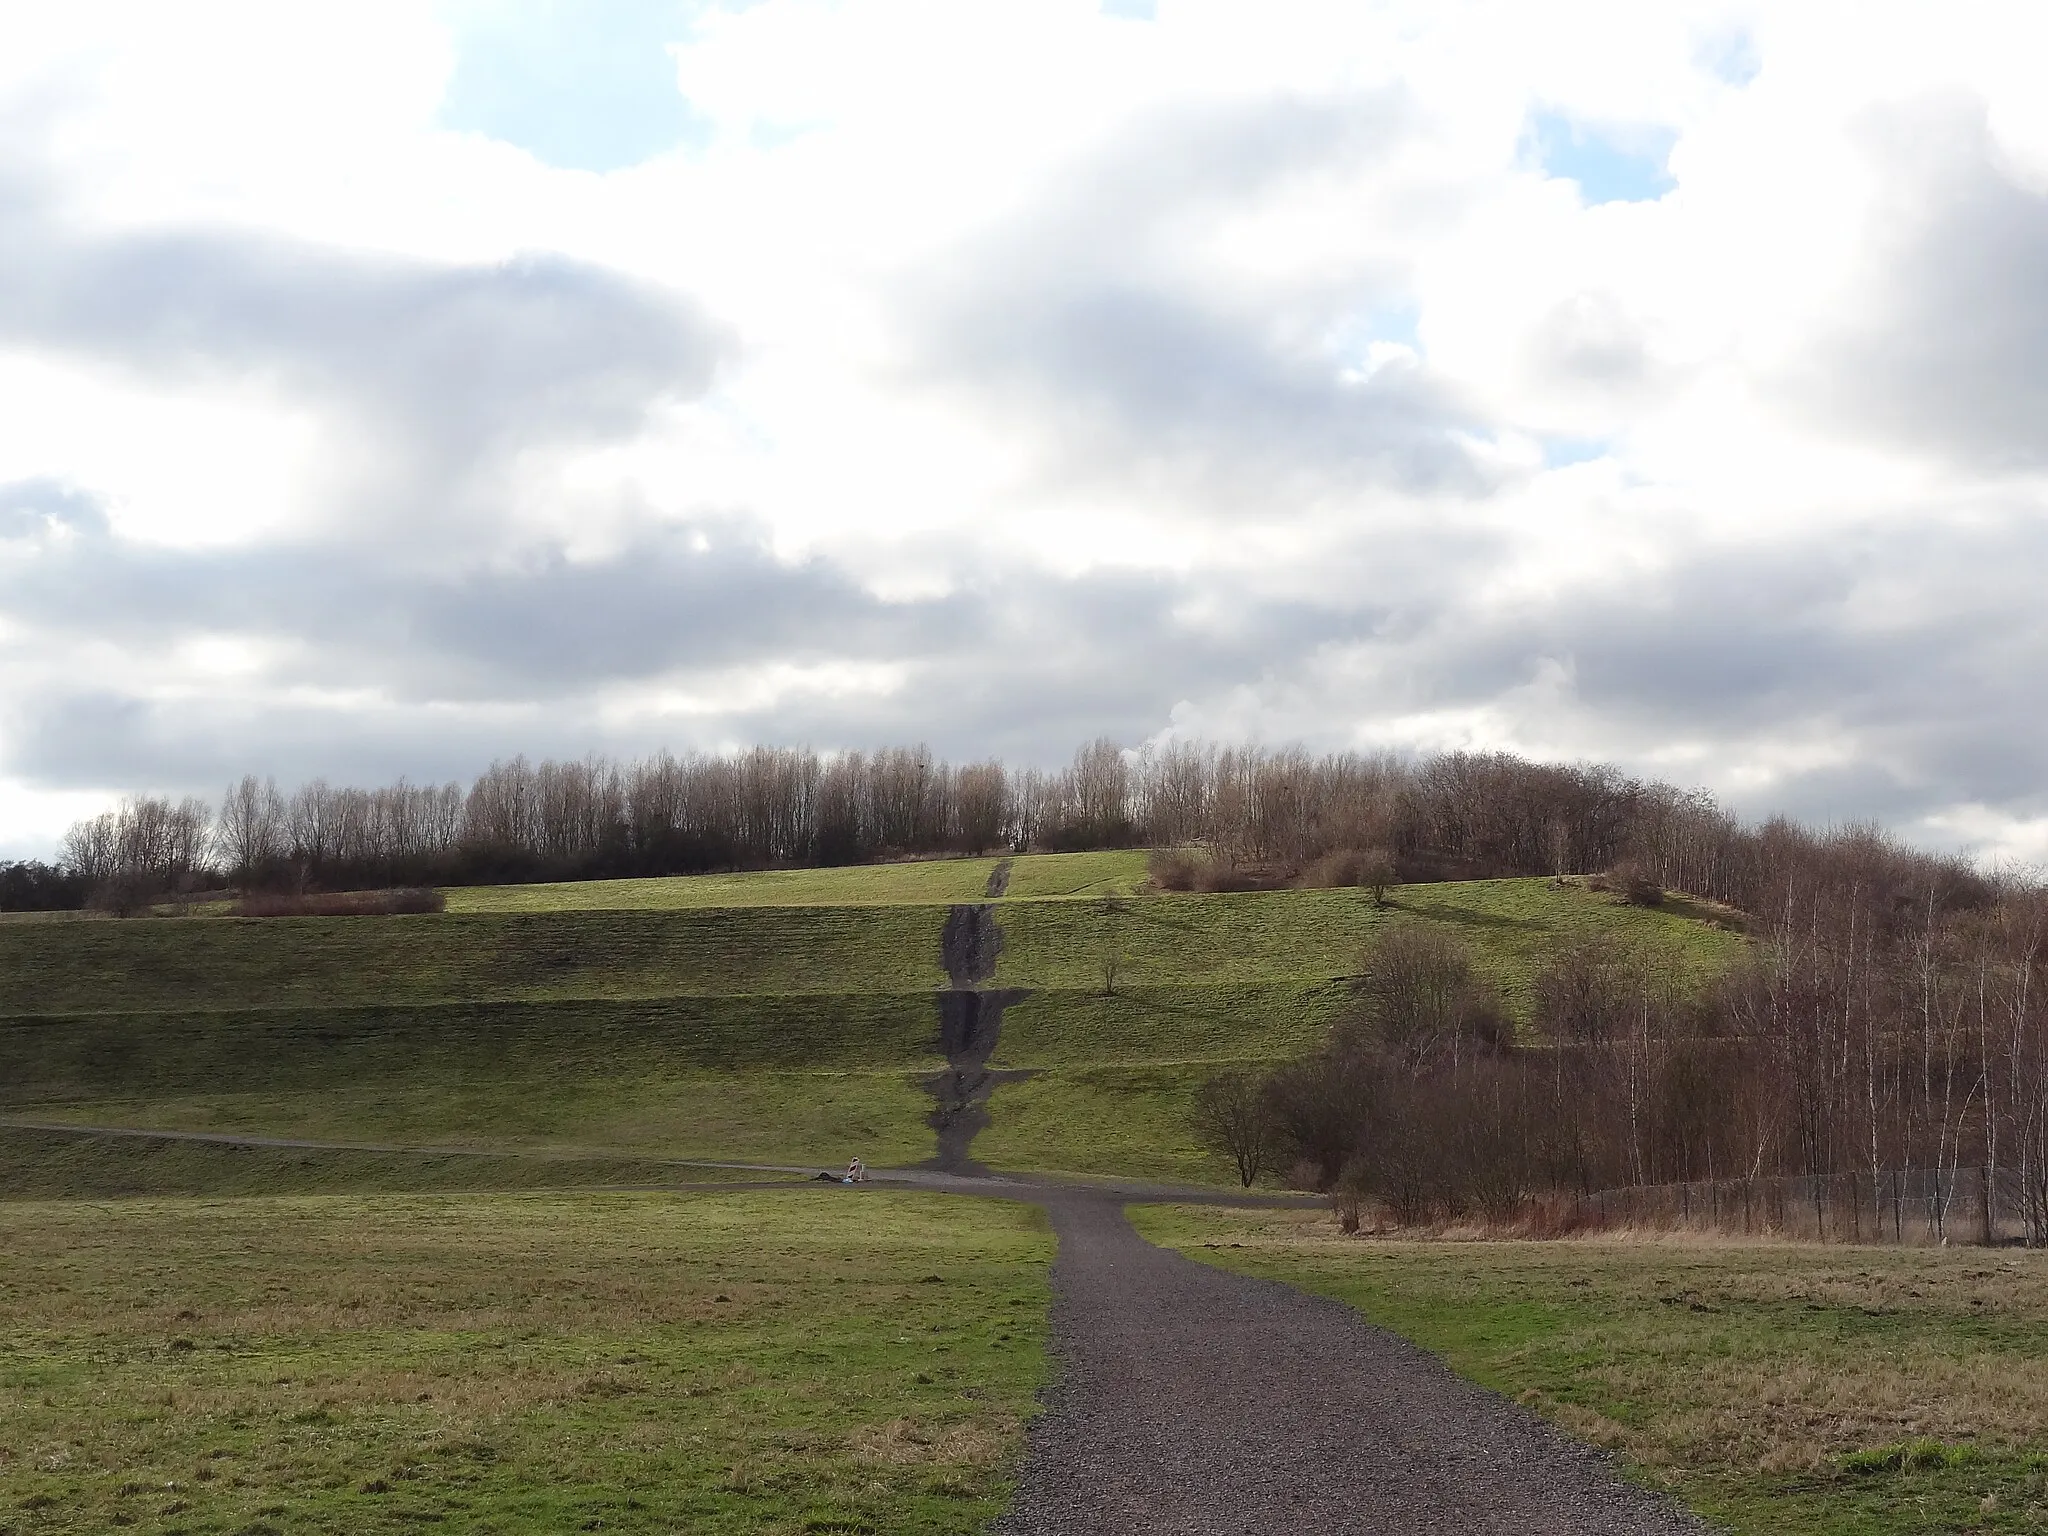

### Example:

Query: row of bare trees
xmin=1216 ymin=832 xmax=2048 ymax=1243
xmin=37 ymin=737 xmax=2002 ymax=910
xmin=60 ymin=795 xmax=214 ymax=913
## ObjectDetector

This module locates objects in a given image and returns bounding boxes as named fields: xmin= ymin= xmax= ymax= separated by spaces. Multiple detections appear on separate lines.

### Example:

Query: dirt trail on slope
xmin=984 ymin=858 xmax=1014 ymax=898
xmin=922 ymin=902 xmax=1031 ymax=1173
xmin=991 ymin=1193 xmax=1707 ymax=1536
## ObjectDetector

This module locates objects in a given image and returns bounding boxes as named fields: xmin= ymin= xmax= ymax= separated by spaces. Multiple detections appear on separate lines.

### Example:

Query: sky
xmin=3 ymin=0 xmax=2048 ymax=861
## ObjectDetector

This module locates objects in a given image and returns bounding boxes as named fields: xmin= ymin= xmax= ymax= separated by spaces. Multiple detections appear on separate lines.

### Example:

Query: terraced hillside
xmin=0 ymin=852 xmax=1744 ymax=1184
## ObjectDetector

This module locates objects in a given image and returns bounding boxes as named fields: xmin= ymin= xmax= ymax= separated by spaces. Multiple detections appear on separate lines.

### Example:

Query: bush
xmin=237 ymin=888 xmax=446 ymax=918
xmin=1195 ymin=862 xmax=1266 ymax=893
xmin=1533 ymin=935 xmax=1638 ymax=1044
xmin=1596 ymin=860 xmax=1664 ymax=907
xmin=1190 ymin=1072 xmax=1280 ymax=1187
xmin=88 ymin=873 xmax=162 ymax=918
xmin=1301 ymin=847 xmax=1398 ymax=904
xmin=1146 ymin=848 xmax=1200 ymax=891
xmin=1145 ymin=848 xmax=1289 ymax=893
xmin=1347 ymin=924 xmax=1506 ymax=1071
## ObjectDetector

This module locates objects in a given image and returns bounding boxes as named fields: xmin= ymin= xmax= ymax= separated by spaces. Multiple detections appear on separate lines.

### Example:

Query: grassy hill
xmin=0 ymin=852 xmax=1743 ymax=1186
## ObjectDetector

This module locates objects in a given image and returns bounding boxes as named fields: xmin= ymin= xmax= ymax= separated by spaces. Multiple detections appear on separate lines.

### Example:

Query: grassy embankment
xmin=1136 ymin=1204 xmax=2048 ymax=1535
xmin=0 ymin=1123 xmax=795 ymax=1200
xmin=0 ymin=851 xmax=1741 ymax=1185
xmin=438 ymin=849 xmax=1144 ymax=913
xmin=0 ymin=1189 xmax=1052 ymax=1535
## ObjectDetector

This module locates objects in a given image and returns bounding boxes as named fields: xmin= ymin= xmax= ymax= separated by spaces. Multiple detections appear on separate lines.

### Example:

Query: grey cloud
xmin=1815 ymin=98 xmax=2048 ymax=470
xmin=1526 ymin=290 xmax=1654 ymax=394
xmin=12 ymin=479 xmax=2048 ymax=855
xmin=12 ymin=689 xmax=610 ymax=796
xmin=940 ymin=283 xmax=1484 ymax=499
xmin=904 ymin=90 xmax=1492 ymax=505
xmin=0 ymin=494 xmax=1387 ymax=792
xmin=0 ymin=494 xmax=960 ymax=701
xmin=0 ymin=477 xmax=108 ymax=538
xmin=1400 ymin=511 xmax=2048 ymax=829
xmin=0 ymin=181 xmax=725 ymax=501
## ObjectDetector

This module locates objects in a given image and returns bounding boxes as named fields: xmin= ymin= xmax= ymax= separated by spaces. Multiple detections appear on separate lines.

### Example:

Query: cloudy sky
xmin=3 ymin=0 xmax=2047 ymax=860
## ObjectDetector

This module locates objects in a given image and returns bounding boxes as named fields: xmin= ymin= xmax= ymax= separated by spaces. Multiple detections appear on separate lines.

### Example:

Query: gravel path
xmin=994 ymin=1193 xmax=1708 ymax=1536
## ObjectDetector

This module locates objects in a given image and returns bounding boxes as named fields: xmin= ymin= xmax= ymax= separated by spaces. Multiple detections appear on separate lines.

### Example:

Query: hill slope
xmin=0 ymin=853 xmax=1742 ymax=1184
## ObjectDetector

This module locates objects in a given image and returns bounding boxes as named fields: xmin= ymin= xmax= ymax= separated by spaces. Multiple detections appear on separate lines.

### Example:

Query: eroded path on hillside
xmin=988 ymin=1192 xmax=1706 ymax=1536
xmin=922 ymin=889 xmax=1031 ymax=1173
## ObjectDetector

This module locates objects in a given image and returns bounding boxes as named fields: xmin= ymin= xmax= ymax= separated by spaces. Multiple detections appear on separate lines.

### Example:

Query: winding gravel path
xmin=993 ymin=1193 xmax=1707 ymax=1536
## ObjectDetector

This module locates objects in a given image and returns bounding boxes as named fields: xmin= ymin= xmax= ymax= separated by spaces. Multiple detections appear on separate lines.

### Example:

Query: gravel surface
xmin=994 ymin=1193 xmax=1709 ymax=1536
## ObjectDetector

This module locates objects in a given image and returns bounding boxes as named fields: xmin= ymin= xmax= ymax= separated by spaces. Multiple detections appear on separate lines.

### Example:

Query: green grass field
xmin=441 ymin=850 xmax=1150 ymax=913
xmin=0 ymin=1187 xmax=1052 ymax=1535
xmin=0 ymin=1125 xmax=803 ymax=1199
xmin=0 ymin=857 xmax=1743 ymax=1185
xmin=1134 ymin=1205 xmax=2048 ymax=1535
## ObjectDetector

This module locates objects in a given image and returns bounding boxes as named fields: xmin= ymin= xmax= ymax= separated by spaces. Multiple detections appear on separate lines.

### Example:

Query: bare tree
xmin=214 ymin=775 xmax=285 ymax=889
xmin=954 ymin=761 xmax=1011 ymax=852
xmin=1359 ymin=848 xmax=1397 ymax=906
xmin=1098 ymin=895 xmax=1128 ymax=996
xmin=1348 ymin=925 xmax=1501 ymax=1075
xmin=1191 ymin=1072 xmax=1279 ymax=1187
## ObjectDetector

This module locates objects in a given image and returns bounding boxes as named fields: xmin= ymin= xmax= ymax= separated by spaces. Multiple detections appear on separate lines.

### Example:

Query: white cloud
xmin=3 ymin=0 xmax=2048 ymax=859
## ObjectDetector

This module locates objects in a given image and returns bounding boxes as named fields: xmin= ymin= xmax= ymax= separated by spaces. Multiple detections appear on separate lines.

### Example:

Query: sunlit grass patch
xmin=437 ymin=850 xmax=1153 ymax=914
xmin=0 ymin=1123 xmax=806 ymax=1199
xmin=0 ymin=1189 xmax=1052 ymax=1534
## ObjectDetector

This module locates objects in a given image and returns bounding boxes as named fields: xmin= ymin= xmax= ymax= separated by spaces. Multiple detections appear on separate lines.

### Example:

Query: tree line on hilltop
xmin=0 ymin=736 xmax=1991 ymax=922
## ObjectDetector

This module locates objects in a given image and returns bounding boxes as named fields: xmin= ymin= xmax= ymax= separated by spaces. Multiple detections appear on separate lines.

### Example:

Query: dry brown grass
xmin=847 ymin=1416 xmax=1015 ymax=1467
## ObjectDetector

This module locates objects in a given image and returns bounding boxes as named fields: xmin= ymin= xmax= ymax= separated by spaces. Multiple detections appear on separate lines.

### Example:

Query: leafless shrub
xmin=1147 ymin=848 xmax=1200 ymax=891
xmin=1098 ymin=895 xmax=1127 ymax=996
xmin=1190 ymin=1072 xmax=1279 ymax=1187
xmin=1346 ymin=925 xmax=1507 ymax=1074
xmin=1262 ymin=1053 xmax=1376 ymax=1192
xmin=1596 ymin=860 xmax=1665 ymax=907
xmin=87 ymin=872 xmax=160 ymax=918
xmin=1302 ymin=847 xmax=1398 ymax=904
xmin=1534 ymin=935 xmax=1640 ymax=1045
xmin=1146 ymin=847 xmax=1288 ymax=893
xmin=1195 ymin=862 xmax=1264 ymax=893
